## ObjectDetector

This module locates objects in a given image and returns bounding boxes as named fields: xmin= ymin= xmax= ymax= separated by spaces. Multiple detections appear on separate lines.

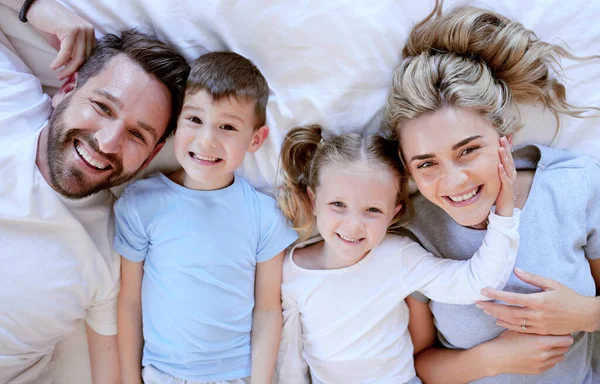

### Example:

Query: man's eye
xmin=220 ymin=124 xmax=236 ymax=131
xmin=94 ymin=101 xmax=112 ymax=116
xmin=130 ymin=130 xmax=145 ymax=142
xmin=188 ymin=116 xmax=202 ymax=124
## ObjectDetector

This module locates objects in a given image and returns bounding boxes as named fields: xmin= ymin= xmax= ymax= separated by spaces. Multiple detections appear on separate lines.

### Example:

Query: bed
xmin=0 ymin=0 xmax=598 ymax=382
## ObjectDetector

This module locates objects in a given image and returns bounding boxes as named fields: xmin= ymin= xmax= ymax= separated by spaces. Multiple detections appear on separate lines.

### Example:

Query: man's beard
xmin=46 ymin=96 xmax=144 ymax=199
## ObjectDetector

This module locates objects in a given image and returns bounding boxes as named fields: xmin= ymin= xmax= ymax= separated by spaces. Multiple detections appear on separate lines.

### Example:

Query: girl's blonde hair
xmin=277 ymin=125 xmax=411 ymax=241
xmin=385 ymin=0 xmax=599 ymax=140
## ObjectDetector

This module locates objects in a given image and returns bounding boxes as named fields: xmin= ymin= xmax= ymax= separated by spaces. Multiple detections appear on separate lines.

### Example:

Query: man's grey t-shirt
xmin=405 ymin=145 xmax=599 ymax=383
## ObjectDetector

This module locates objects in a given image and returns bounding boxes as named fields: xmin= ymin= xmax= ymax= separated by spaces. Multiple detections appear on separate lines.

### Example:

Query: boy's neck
xmin=169 ymin=169 xmax=235 ymax=191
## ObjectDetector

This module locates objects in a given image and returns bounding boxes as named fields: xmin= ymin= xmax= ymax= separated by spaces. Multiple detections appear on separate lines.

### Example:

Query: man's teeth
xmin=192 ymin=153 xmax=219 ymax=162
xmin=339 ymin=234 xmax=361 ymax=243
xmin=448 ymin=187 xmax=479 ymax=202
xmin=76 ymin=143 xmax=109 ymax=170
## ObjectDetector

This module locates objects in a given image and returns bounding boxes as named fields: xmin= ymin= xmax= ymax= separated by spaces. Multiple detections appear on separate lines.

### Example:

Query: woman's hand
xmin=25 ymin=0 xmax=95 ymax=79
xmin=481 ymin=330 xmax=574 ymax=376
xmin=478 ymin=268 xmax=600 ymax=334
xmin=494 ymin=136 xmax=517 ymax=217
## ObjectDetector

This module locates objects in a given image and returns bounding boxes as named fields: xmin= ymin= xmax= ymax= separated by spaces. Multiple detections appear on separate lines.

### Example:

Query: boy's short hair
xmin=186 ymin=52 xmax=269 ymax=130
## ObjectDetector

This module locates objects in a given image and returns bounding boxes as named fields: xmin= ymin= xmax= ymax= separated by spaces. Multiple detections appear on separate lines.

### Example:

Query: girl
xmin=385 ymin=1 xmax=600 ymax=383
xmin=274 ymin=125 xmax=520 ymax=383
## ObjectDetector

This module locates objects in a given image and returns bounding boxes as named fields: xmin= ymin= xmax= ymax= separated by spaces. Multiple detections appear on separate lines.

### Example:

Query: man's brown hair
xmin=186 ymin=52 xmax=269 ymax=130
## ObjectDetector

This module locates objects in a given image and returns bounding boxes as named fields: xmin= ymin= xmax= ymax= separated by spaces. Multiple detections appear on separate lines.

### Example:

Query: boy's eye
xmin=367 ymin=207 xmax=382 ymax=213
xmin=188 ymin=116 xmax=202 ymax=124
xmin=220 ymin=124 xmax=237 ymax=131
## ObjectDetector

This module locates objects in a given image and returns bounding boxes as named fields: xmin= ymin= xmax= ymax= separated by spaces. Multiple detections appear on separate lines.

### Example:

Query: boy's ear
xmin=247 ymin=125 xmax=269 ymax=153
xmin=52 ymin=73 xmax=78 ymax=108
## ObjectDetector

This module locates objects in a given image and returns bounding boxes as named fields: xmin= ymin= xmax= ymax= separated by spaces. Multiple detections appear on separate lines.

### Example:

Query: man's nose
xmin=94 ymin=120 xmax=126 ymax=154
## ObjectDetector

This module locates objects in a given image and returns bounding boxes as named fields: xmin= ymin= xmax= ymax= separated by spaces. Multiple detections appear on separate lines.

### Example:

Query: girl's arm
xmin=117 ymin=257 xmax=144 ymax=384
xmin=86 ymin=326 xmax=121 ymax=384
xmin=251 ymin=251 xmax=284 ymax=384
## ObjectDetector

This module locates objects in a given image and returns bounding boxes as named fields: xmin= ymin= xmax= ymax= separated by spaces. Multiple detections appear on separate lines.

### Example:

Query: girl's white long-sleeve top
xmin=275 ymin=209 xmax=520 ymax=384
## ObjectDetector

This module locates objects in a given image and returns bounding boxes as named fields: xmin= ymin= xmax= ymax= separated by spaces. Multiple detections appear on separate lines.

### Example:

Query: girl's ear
xmin=307 ymin=186 xmax=317 ymax=215
xmin=394 ymin=203 xmax=403 ymax=217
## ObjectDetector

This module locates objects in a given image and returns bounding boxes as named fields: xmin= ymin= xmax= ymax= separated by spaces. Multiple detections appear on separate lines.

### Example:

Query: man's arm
xmin=0 ymin=0 xmax=94 ymax=78
xmin=251 ymin=251 xmax=284 ymax=384
xmin=86 ymin=324 xmax=121 ymax=384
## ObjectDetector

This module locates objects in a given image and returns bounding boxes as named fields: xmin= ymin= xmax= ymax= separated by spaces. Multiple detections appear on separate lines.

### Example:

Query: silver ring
xmin=521 ymin=318 xmax=527 ymax=332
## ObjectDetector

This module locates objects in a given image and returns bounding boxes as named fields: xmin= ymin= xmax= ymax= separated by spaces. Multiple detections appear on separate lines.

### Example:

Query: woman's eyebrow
xmin=451 ymin=135 xmax=483 ymax=150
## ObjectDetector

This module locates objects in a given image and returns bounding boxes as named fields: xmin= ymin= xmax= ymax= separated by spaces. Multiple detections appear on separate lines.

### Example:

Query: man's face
xmin=46 ymin=54 xmax=171 ymax=199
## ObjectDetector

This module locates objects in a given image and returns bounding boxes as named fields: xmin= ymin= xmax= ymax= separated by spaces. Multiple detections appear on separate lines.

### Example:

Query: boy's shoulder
xmin=118 ymin=173 xmax=170 ymax=206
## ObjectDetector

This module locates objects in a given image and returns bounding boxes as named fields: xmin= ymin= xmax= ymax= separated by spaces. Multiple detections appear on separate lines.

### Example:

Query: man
xmin=0 ymin=0 xmax=190 ymax=382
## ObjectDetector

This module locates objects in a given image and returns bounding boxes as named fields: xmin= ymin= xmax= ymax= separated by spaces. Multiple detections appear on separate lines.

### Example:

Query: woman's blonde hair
xmin=277 ymin=125 xmax=411 ymax=241
xmin=385 ymin=0 xmax=599 ymax=140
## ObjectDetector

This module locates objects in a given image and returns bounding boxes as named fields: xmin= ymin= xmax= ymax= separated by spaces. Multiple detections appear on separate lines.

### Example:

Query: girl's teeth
xmin=449 ymin=187 xmax=479 ymax=202
xmin=339 ymin=234 xmax=360 ymax=243
xmin=76 ymin=143 xmax=109 ymax=170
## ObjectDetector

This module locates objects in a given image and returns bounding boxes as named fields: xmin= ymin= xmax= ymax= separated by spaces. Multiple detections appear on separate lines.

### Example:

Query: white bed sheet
xmin=0 ymin=1 xmax=598 ymax=383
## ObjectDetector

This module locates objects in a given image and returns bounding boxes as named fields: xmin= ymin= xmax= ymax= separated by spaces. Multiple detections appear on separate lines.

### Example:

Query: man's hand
xmin=17 ymin=0 xmax=95 ymax=79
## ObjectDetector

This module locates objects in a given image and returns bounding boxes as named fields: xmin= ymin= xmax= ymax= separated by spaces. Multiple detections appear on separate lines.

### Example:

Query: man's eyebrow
xmin=451 ymin=135 xmax=483 ymax=151
xmin=93 ymin=89 xmax=123 ymax=109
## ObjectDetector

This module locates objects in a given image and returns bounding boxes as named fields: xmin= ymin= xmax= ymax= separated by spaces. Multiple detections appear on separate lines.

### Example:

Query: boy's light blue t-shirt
xmin=113 ymin=173 xmax=298 ymax=381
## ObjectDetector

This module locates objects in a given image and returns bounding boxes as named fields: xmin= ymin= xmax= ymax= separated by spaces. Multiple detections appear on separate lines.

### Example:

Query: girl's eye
xmin=367 ymin=207 xmax=382 ymax=213
xmin=188 ymin=116 xmax=202 ymax=124
xmin=94 ymin=101 xmax=112 ymax=116
xmin=331 ymin=201 xmax=345 ymax=208
xmin=220 ymin=124 xmax=236 ymax=131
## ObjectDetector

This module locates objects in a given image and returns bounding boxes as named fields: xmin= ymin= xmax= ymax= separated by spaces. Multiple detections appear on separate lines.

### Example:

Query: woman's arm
xmin=415 ymin=330 xmax=574 ymax=383
xmin=117 ymin=257 xmax=144 ymax=384
xmin=405 ymin=296 xmax=436 ymax=355
xmin=251 ymin=251 xmax=284 ymax=384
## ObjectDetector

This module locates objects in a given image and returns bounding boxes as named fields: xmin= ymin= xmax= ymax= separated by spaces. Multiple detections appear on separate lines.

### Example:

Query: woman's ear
xmin=52 ymin=73 xmax=78 ymax=108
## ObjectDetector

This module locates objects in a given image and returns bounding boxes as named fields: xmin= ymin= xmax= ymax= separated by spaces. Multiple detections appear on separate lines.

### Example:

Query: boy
xmin=115 ymin=52 xmax=297 ymax=384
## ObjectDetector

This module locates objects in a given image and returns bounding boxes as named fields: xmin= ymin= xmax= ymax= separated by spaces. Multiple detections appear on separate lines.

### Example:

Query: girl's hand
xmin=482 ymin=331 xmax=574 ymax=376
xmin=494 ymin=136 xmax=517 ymax=217
xmin=26 ymin=0 xmax=95 ymax=79
xmin=478 ymin=268 xmax=600 ymax=334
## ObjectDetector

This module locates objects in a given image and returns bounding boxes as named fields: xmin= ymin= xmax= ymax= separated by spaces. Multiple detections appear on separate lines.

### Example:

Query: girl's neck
xmin=320 ymin=241 xmax=370 ymax=270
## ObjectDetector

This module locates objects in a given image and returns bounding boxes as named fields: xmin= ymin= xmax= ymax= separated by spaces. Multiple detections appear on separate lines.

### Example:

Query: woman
xmin=385 ymin=1 xmax=600 ymax=383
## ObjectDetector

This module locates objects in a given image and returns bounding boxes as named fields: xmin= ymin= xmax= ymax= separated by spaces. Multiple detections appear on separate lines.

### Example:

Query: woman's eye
xmin=220 ymin=124 xmax=236 ymax=131
xmin=188 ymin=116 xmax=202 ymax=124
xmin=417 ymin=161 xmax=434 ymax=169
xmin=367 ymin=207 xmax=382 ymax=213
xmin=461 ymin=146 xmax=479 ymax=156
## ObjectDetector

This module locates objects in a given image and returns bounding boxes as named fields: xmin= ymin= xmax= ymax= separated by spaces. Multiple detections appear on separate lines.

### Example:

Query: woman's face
xmin=400 ymin=107 xmax=505 ymax=228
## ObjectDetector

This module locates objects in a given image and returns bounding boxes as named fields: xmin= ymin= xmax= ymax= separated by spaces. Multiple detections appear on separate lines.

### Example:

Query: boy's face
xmin=173 ymin=89 xmax=268 ymax=190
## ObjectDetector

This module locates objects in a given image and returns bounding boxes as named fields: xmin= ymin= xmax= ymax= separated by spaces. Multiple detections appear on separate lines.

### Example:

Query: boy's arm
xmin=117 ymin=256 xmax=145 ymax=384
xmin=251 ymin=251 xmax=285 ymax=384
xmin=86 ymin=325 xmax=121 ymax=384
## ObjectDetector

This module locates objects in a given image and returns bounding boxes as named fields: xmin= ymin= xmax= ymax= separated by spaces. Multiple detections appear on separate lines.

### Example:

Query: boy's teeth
xmin=449 ymin=187 xmax=479 ymax=202
xmin=76 ymin=143 xmax=109 ymax=170
xmin=339 ymin=234 xmax=360 ymax=243
xmin=192 ymin=153 xmax=219 ymax=162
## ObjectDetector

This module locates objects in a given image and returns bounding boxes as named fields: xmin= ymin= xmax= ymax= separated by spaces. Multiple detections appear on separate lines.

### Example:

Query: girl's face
xmin=309 ymin=163 xmax=402 ymax=265
xmin=400 ymin=107 xmax=504 ymax=228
